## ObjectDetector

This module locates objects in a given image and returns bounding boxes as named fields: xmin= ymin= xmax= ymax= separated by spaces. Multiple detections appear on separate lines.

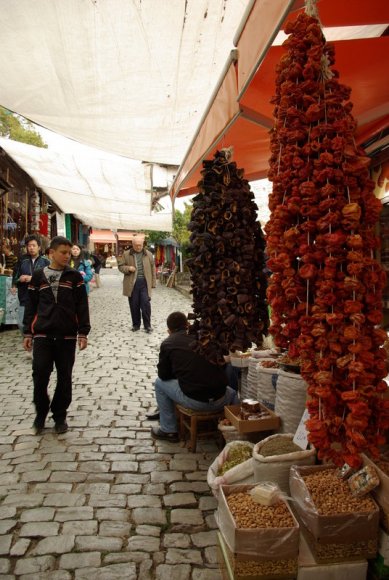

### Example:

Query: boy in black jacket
xmin=23 ymin=236 xmax=91 ymax=434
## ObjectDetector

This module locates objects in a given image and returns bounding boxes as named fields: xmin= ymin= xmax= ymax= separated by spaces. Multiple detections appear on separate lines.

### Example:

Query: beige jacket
xmin=118 ymin=248 xmax=156 ymax=298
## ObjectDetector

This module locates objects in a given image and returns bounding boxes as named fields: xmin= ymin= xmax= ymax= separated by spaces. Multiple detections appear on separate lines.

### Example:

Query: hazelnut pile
xmin=303 ymin=468 xmax=376 ymax=515
xmin=226 ymin=492 xmax=295 ymax=529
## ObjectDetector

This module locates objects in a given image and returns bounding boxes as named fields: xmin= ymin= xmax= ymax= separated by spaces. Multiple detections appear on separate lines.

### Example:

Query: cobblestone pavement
xmin=0 ymin=270 xmax=222 ymax=579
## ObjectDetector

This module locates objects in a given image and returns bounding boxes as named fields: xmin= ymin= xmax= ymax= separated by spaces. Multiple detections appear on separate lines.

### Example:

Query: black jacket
xmin=13 ymin=254 xmax=50 ymax=305
xmin=157 ymin=329 xmax=228 ymax=402
xmin=23 ymin=266 xmax=91 ymax=338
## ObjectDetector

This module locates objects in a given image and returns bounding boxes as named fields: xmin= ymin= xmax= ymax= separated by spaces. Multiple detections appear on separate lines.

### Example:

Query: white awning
xmin=0 ymin=137 xmax=172 ymax=231
xmin=0 ymin=0 xmax=251 ymax=165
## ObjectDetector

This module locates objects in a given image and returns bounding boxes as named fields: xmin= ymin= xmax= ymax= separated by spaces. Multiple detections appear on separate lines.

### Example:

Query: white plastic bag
xmin=256 ymin=366 xmax=278 ymax=410
xmin=207 ymin=440 xmax=255 ymax=497
xmin=275 ymin=369 xmax=307 ymax=434
xmin=253 ymin=434 xmax=316 ymax=493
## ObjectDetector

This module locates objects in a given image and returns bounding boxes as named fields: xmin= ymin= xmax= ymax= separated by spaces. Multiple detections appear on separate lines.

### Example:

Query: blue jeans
xmin=154 ymin=377 xmax=239 ymax=433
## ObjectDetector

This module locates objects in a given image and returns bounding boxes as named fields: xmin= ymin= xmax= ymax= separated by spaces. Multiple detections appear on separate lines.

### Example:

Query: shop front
xmin=89 ymin=229 xmax=117 ymax=265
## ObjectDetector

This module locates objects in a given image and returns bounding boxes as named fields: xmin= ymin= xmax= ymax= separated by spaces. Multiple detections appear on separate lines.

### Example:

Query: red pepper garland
xmin=266 ymin=8 xmax=389 ymax=467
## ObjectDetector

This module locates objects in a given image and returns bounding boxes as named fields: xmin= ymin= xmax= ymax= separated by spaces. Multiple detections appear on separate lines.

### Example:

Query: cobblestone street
xmin=0 ymin=270 xmax=221 ymax=579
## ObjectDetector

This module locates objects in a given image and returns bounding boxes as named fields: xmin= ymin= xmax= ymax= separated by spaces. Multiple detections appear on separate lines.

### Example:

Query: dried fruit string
xmin=266 ymin=0 xmax=389 ymax=466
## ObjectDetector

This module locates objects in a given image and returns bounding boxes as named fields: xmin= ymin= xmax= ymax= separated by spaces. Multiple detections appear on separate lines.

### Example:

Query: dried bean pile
xmin=260 ymin=437 xmax=301 ymax=457
xmin=227 ymin=492 xmax=295 ymax=528
xmin=218 ymin=443 xmax=252 ymax=476
xmin=187 ymin=149 xmax=269 ymax=365
xmin=303 ymin=468 xmax=376 ymax=515
xmin=266 ymin=7 xmax=389 ymax=466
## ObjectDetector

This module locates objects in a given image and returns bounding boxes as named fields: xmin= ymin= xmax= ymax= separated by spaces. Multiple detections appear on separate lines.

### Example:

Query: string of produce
xmin=266 ymin=6 xmax=389 ymax=466
xmin=187 ymin=148 xmax=269 ymax=365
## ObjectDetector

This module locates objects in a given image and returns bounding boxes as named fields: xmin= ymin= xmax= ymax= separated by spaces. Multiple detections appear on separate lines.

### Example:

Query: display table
xmin=0 ymin=275 xmax=19 ymax=325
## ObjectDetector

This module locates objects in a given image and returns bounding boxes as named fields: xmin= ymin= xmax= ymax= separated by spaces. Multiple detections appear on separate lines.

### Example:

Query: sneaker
xmin=150 ymin=425 xmax=179 ymax=442
xmin=145 ymin=327 xmax=153 ymax=334
xmin=32 ymin=417 xmax=45 ymax=435
xmin=54 ymin=422 xmax=68 ymax=434
xmin=145 ymin=407 xmax=160 ymax=421
xmin=131 ymin=326 xmax=140 ymax=332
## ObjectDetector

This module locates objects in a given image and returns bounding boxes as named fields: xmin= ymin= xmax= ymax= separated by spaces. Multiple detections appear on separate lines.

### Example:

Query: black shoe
xmin=145 ymin=327 xmax=153 ymax=333
xmin=32 ymin=417 xmax=45 ymax=435
xmin=131 ymin=326 xmax=140 ymax=332
xmin=151 ymin=426 xmax=179 ymax=443
xmin=54 ymin=421 xmax=68 ymax=434
xmin=145 ymin=407 xmax=160 ymax=421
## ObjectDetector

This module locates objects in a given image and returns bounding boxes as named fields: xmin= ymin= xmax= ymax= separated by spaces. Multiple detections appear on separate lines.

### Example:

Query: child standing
xmin=23 ymin=236 xmax=91 ymax=434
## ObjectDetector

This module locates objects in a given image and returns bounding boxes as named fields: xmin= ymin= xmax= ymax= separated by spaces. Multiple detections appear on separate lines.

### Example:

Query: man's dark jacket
xmin=23 ymin=266 xmax=91 ymax=338
xmin=13 ymin=255 xmax=50 ymax=305
xmin=157 ymin=329 xmax=228 ymax=402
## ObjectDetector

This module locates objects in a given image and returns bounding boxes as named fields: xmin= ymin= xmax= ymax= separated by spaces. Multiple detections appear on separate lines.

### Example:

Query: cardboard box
xmin=225 ymin=404 xmax=280 ymax=433
xmin=368 ymin=528 xmax=389 ymax=579
xmin=217 ymin=530 xmax=297 ymax=580
xmin=298 ymin=531 xmax=368 ymax=577
xmin=363 ymin=454 xmax=389 ymax=530
xmin=289 ymin=465 xmax=379 ymax=544
xmin=217 ymin=484 xmax=299 ymax=559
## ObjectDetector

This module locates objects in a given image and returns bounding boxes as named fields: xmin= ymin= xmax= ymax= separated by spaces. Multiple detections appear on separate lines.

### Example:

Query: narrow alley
xmin=0 ymin=270 xmax=221 ymax=579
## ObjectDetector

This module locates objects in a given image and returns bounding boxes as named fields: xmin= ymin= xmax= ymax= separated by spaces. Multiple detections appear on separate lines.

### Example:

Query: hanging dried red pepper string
xmin=266 ymin=4 xmax=389 ymax=467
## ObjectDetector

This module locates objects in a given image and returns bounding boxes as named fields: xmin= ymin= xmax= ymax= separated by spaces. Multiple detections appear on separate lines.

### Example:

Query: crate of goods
xmin=216 ymin=484 xmax=299 ymax=579
xmin=253 ymin=434 xmax=316 ymax=494
xmin=230 ymin=351 xmax=252 ymax=368
xmin=297 ymin=533 xmax=368 ymax=580
xmin=225 ymin=401 xmax=280 ymax=433
xmin=363 ymin=454 xmax=389 ymax=533
xmin=289 ymin=464 xmax=379 ymax=563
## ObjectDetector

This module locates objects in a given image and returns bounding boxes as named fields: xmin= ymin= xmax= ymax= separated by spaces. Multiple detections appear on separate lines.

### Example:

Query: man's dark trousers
xmin=32 ymin=338 xmax=76 ymax=423
xmin=129 ymin=278 xmax=151 ymax=329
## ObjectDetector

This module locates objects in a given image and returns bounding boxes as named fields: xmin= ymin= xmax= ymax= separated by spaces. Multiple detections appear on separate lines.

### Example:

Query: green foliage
xmin=172 ymin=203 xmax=192 ymax=253
xmin=0 ymin=107 xmax=47 ymax=148
xmin=143 ymin=230 xmax=171 ymax=245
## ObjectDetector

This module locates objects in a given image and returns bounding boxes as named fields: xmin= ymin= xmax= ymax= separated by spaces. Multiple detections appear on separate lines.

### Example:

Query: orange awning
xmin=171 ymin=0 xmax=389 ymax=199
xmin=117 ymin=231 xmax=145 ymax=242
xmin=89 ymin=229 xmax=116 ymax=244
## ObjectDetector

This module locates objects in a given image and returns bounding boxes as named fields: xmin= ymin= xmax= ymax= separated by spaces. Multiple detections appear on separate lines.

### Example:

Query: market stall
xmin=187 ymin=2 xmax=389 ymax=578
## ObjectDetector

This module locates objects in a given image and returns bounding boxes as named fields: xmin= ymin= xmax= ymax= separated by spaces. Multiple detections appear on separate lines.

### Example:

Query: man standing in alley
xmin=118 ymin=235 xmax=156 ymax=333
xmin=12 ymin=235 xmax=49 ymax=334
xmin=23 ymin=236 xmax=91 ymax=435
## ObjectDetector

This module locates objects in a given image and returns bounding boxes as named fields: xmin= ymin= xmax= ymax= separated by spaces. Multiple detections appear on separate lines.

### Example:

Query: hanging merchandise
xmin=265 ymin=3 xmax=389 ymax=467
xmin=187 ymin=148 xmax=269 ymax=365
xmin=30 ymin=190 xmax=40 ymax=233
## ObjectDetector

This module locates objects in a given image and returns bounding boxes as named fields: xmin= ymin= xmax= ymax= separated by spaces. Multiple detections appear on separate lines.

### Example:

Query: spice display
xmin=260 ymin=437 xmax=301 ymax=457
xmin=266 ymin=4 xmax=389 ymax=467
xmin=217 ymin=443 xmax=253 ymax=475
xmin=187 ymin=148 xmax=269 ymax=364
xmin=302 ymin=468 xmax=376 ymax=515
xmin=226 ymin=491 xmax=295 ymax=528
xmin=260 ymin=360 xmax=278 ymax=368
xmin=348 ymin=465 xmax=380 ymax=497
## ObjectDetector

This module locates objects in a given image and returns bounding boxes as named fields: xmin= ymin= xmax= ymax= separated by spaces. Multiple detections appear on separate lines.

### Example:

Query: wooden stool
xmin=176 ymin=404 xmax=224 ymax=452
